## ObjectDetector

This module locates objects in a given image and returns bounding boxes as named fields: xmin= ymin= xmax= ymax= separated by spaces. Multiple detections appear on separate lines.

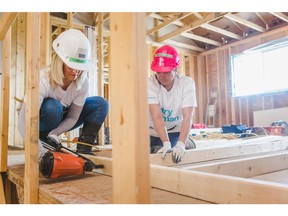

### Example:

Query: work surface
xmin=7 ymin=163 xmax=209 ymax=204
xmin=7 ymin=135 xmax=288 ymax=204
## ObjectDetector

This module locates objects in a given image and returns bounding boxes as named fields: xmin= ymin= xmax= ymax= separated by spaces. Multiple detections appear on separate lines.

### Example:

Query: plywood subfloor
xmin=7 ymin=162 xmax=209 ymax=204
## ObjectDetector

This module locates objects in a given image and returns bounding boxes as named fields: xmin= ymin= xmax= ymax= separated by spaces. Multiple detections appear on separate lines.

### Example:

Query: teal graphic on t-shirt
xmin=161 ymin=108 xmax=179 ymax=122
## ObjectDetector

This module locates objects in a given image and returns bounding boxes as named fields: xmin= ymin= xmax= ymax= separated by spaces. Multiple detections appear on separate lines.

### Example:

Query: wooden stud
xmin=110 ymin=13 xmax=150 ymax=204
xmin=97 ymin=13 xmax=105 ymax=145
xmin=0 ymin=28 xmax=11 ymax=172
xmin=0 ymin=175 xmax=6 ymax=203
xmin=23 ymin=12 xmax=40 ymax=204
xmin=40 ymin=13 xmax=50 ymax=68
xmin=14 ymin=13 xmax=26 ymax=147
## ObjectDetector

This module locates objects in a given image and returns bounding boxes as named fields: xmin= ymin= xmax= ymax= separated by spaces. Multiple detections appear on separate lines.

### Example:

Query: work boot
xmin=77 ymin=121 xmax=102 ymax=155
xmin=185 ymin=137 xmax=196 ymax=150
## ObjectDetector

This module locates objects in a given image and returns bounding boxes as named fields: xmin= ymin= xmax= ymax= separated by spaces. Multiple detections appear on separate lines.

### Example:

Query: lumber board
xmin=0 ymin=175 xmax=6 ymax=204
xmin=0 ymin=13 xmax=18 ymax=40
xmin=88 ymin=154 xmax=288 ymax=203
xmin=0 ymin=28 xmax=11 ymax=172
xmin=24 ymin=12 xmax=40 ymax=204
xmin=150 ymin=164 xmax=288 ymax=204
xmin=150 ymin=136 xmax=288 ymax=166
xmin=110 ymin=13 xmax=150 ymax=204
xmin=185 ymin=150 xmax=288 ymax=178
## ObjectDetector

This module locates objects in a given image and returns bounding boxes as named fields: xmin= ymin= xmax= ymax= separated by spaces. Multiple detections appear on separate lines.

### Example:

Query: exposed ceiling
xmin=50 ymin=12 xmax=288 ymax=54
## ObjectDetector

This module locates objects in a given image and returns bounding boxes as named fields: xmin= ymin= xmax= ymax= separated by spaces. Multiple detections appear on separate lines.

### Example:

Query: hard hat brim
xmin=151 ymin=65 xmax=176 ymax=73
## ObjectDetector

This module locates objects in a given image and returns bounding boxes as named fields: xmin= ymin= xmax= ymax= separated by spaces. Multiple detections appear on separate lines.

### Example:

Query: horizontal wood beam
xmin=0 ymin=13 xmax=18 ymax=40
xmin=166 ymin=39 xmax=205 ymax=52
xmin=224 ymin=13 xmax=266 ymax=33
xmin=150 ymin=136 xmax=288 ymax=166
xmin=186 ymin=150 xmax=288 ymax=178
xmin=201 ymin=23 xmax=243 ymax=40
xmin=87 ymin=153 xmax=288 ymax=204
xmin=150 ymin=164 xmax=288 ymax=204
xmin=147 ymin=12 xmax=192 ymax=36
xmin=181 ymin=32 xmax=222 ymax=46
xmin=157 ymin=13 xmax=226 ymax=43
xmin=270 ymin=12 xmax=288 ymax=23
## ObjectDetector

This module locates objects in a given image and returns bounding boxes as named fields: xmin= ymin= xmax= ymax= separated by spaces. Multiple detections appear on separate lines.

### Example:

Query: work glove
xmin=172 ymin=141 xmax=186 ymax=164
xmin=47 ymin=133 xmax=62 ymax=151
xmin=157 ymin=141 xmax=172 ymax=159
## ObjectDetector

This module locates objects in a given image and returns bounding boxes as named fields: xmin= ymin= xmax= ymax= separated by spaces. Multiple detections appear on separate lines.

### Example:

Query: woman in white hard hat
xmin=18 ymin=28 xmax=109 ymax=155
xmin=148 ymin=45 xmax=197 ymax=163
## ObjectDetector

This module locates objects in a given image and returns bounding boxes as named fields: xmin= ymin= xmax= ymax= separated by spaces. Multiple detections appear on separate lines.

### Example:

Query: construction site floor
xmin=6 ymin=153 xmax=210 ymax=204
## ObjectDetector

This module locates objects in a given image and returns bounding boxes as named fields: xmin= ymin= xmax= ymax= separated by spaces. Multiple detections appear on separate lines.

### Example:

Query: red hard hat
xmin=151 ymin=45 xmax=180 ymax=73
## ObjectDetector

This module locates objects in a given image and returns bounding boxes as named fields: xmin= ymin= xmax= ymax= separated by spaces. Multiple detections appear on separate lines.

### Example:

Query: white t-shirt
xmin=39 ymin=70 xmax=89 ymax=108
xmin=18 ymin=70 xmax=89 ymax=138
xmin=148 ymin=73 xmax=197 ymax=134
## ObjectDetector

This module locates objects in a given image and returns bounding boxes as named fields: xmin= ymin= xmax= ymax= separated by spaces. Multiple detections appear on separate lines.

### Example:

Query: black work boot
xmin=77 ymin=121 xmax=102 ymax=155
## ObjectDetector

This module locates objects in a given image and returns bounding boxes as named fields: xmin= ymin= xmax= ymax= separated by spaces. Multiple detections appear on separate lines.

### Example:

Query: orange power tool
xmin=39 ymin=137 xmax=104 ymax=179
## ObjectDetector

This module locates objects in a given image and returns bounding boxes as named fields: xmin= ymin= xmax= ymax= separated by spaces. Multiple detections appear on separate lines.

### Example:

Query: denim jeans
xmin=39 ymin=96 xmax=109 ymax=135
xmin=150 ymin=132 xmax=180 ymax=153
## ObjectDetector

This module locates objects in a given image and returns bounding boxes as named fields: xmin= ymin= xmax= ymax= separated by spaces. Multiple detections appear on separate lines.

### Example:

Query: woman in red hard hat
xmin=148 ymin=45 xmax=197 ymax=163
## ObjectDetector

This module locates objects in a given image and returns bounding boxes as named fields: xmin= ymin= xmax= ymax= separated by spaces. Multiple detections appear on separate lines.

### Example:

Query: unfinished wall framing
xmin=2 ymin=12 xmax=288 ymax=204
xmin=198 ymin=25 xmax=288 ymax=127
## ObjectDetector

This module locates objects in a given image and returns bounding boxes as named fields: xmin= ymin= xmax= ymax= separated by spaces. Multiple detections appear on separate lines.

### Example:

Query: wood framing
xmin=0 ymin=13 xmax=18 ymax=40
xmin=0 ymin=29 xmax=11 ymax=173
xmin=97 ymin=12 xmax=105 ymax=145
xmin=2 ymin=12 xmax=288 ymax=205
xmin=110 ymin=13 xmax=150 ymax=203
xmin=23 ymin=13 xmax=40 ymax=204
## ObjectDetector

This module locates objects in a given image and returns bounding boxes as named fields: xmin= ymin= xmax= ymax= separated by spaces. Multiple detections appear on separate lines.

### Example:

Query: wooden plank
xmin=0 ymin=13 xmax=18 ymax=40
xmin=110 ymin=13 xmax=150 ymax=204
xmin=97 ymin=13 xmax=105 ymax=145
xmin=88 ymin=154 xmax=288 ymax=203
xmin=0 ymin=175 xmax=6 ymax=203
xmin=0 ymin=28 xmax=11 ymax=172
xmin=150 ymin=164 xmax=288 ymax=204
xmin=186 ymin=150 xmax=288 ymax=178
xmin=40 ymin=13 xmax=50 ymax=68
xmin=150 ymin=136 xmax=288 ymax=166
xmin=4 ymin=176 xmax=12 ymax=203
xmin=8 ymin=21 xmax=17 ymax=148
xmin=14 ymin=13 xmax=26 ymax=147
xmin=24 ymin=12 xmax=40 ymax=204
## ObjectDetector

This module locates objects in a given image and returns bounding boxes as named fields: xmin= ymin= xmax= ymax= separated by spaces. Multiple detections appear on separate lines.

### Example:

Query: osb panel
xmin=7 ymin=164 xmax=209 ymax=204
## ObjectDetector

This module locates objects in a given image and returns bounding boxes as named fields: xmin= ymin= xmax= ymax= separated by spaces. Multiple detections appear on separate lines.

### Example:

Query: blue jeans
xmin=39 ymin=96 xmax=109 ymax=135
xmin=150 ymin=132 xmax=180 ymax=154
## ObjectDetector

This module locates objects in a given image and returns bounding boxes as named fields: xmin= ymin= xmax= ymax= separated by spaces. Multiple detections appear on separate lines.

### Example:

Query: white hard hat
xmin=52 ymin=29 xmax=91 ymax=71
